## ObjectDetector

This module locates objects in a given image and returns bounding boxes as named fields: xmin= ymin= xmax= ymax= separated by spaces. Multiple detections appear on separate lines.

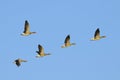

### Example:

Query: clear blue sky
xmin=0 ymin=0 xmax=120 ymax=80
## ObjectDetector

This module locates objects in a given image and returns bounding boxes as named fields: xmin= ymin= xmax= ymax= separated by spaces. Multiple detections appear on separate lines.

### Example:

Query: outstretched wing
xmin=64 ymin=35 xmax=70 ymax=43
xmin=15 ymin=60 xmax=20 ymax=67
xmin=94 ymin=28 xmax=100 ymax=39
xmin=23 ymin=20 xmax=30 ymax=33
xmin=38 ymin=44 xmax=44 ymax=55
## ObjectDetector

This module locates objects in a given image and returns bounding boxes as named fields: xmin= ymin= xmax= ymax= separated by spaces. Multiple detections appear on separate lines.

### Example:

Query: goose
xmin=21 ymin=20 xmax=36 ymax=36
xmin=61 ymin=35 xmax=75 ymax=48
xmin=90 ymin=28 xmax=106 ymax=41
xmin=13 ymin=58 xmax=27 ymax=67
xmin=36 ymin=44 xmax=50 ymax=58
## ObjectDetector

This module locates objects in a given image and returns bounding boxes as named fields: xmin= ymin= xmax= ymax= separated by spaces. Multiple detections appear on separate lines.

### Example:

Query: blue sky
xmin=0 ymin=0 xmax=120 ymax=80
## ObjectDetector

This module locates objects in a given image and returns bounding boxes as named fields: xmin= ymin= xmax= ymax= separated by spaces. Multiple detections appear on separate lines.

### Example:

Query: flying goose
xmin=90 ymin=28 xmax=106 ymax=41
xmin=61 ymin=35 xmax=75 ymax=48
xmin=21 ymin=20 xmax=36 ymax=36
xmin=36 ymin=44 xmax=50 ymax=58
xmin=13 ymin=58 xmax=27 ymax=67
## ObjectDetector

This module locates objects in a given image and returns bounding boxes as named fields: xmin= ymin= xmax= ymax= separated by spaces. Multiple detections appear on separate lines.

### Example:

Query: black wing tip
xmin=15 ymin=59 xmax=18 ymax=61
xmin=25 ymin=20 xmax=28 ymax=22
xmin=36 ymin=51 xmax=39 ymax=53
xmin=38 ymin=44 xmax=43 ymax=49
xmin=38 ymin=44 xmax=41 ymax=47
xmin=67 ymin=34 xmax=70 ymax=36
xmin=96 ymin=28 xmax=100 ymax=31
xmin=25 ymin=20 xmax=29 ymax=24
xmin=67 ymin=34 xmax=70 ymax=38
xmin=95 ymin=28 xmax=100 ymax=33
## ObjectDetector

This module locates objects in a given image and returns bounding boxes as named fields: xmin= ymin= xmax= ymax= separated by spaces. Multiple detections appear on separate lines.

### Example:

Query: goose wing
xmin=64 ymin=35 xmax=70 ymax=46
xmin=15 ymin=59 xmax=20 ymax=66
xmin=94 ymin=28 xmax=100 ymax=39
xmin=23 ymin=20 xmax=30 ymax=33
xmin=38 ymin=44 xmax=44 ymax=55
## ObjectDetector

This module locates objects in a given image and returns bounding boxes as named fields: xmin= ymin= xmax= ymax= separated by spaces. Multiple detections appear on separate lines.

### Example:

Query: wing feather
xmin=15 ymin=59 xmax=20 ymax=66
xmin=24 ymin=20 xmax=30 ymax=33
xmin=38 ymin=44 xmax=44 ymax=55
xmin=65 ymin=35 xmax=70 ymax=43
xmin=94 ymin=28 xmax=100 ymax=39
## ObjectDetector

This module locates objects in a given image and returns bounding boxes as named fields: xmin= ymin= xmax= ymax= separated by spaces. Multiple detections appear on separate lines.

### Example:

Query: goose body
xmin=61 ymin=35 xmax=75 ymax=48
xmin=13 ymin=58 xmax=27 ymax=67
xmin=21 ymin=20 xmax=36 ymax=36
xmin=36 ymin=44 xmax=50 ymax=58
xmin=91 ymin=28 xmax=106 ymax=41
